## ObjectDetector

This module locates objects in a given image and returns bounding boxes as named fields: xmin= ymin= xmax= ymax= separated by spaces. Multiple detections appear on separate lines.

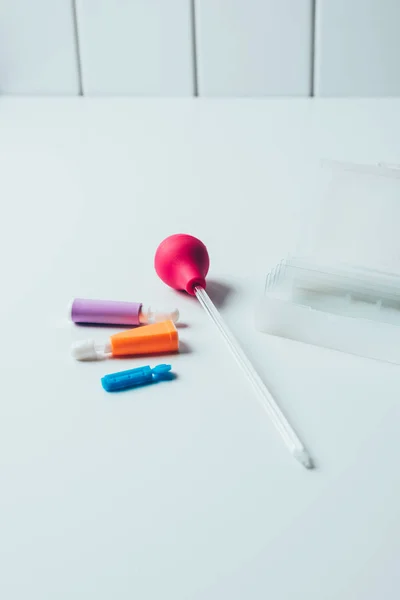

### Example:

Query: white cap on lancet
xmin=71 ymin=339 xmax=111 ymax=361
xmin=139 ymin=307 xmax=180 ymax=325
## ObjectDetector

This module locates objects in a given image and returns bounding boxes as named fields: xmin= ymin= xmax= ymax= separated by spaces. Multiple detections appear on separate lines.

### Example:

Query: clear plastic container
xmin=256 ymin=161 xmax=400 ymax=363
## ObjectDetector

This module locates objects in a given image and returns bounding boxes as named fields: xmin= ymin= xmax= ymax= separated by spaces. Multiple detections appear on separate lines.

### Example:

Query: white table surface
xmin=1 ymin=98 xmax=400 ymax=600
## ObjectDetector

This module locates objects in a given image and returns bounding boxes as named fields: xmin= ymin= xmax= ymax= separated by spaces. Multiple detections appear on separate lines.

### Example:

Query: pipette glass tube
xmin=194 ymin=286 xmax=314 ymax=469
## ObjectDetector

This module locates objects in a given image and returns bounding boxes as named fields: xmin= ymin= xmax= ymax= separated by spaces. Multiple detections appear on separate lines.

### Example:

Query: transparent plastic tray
xmin=256 ymin=162 xmax=400 ymax=363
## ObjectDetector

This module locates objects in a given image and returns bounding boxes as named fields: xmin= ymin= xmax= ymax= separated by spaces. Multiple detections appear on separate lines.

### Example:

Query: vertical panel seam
xmin=72 ymin=0 xmax=84 ymax=95
xmin=191 ymin=0 xmax=199 ymax=96
xmin=310 ymin=0 xmax=317 ymax=96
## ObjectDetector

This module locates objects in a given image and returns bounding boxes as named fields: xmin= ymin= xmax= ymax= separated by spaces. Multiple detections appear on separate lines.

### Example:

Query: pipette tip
xmin=294 ymin=449 xmax=315 ymax=470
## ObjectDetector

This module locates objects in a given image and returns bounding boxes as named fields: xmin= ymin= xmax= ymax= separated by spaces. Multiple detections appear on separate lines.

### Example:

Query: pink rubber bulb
xmin=155 ymin=234 xmax=210 ymax=295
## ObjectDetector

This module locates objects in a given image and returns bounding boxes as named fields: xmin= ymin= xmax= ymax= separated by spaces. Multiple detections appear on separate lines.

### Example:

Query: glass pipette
xmin=155 ymin=234 xmax=315 ymax=469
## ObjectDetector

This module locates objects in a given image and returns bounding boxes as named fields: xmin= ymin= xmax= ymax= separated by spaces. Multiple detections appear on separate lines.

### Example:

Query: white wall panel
xmin=315 ymin=0 xmax=400 ymax=96
xmin=0 ymin=0 xmax=80 ymax=95
xmin=76 ymin=0 xmax=194 ymax=96
xmin=195 ymin=0 xmax=313 ymax=97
